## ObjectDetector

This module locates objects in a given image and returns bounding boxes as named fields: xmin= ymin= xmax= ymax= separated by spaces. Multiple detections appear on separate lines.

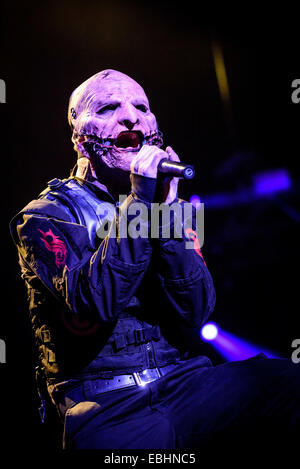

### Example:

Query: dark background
xmin=1 ymin=0 xmax=300 ymax=454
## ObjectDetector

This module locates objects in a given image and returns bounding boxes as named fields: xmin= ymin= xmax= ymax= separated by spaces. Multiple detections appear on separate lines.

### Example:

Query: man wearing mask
xmin=10 ymin=69 xmax=299 ymax=450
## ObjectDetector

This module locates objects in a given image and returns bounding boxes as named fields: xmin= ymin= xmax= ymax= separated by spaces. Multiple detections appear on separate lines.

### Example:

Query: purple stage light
xmin=190 ymin=195 xmax=201 ymax=209
xmin=253 ymin=168 xmax=291 ymax=195
xmin=200 ymin=322 xmax=219 ymax=341
xmin=200 ymin=324 xmax=281 ymax=361
xmin=194 ymin=167 xmax=292 ymax=211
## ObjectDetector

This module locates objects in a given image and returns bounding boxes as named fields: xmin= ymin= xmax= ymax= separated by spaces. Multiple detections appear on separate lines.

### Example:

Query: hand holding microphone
xmin=130 ymin=145 xmax=195 ymax=180
xmin=130 ymin=145 xmax=194 ymax=204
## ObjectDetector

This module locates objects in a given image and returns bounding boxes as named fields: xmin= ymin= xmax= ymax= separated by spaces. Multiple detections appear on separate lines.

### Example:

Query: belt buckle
xmin=133 ymin=367 xmax=162 ymax=387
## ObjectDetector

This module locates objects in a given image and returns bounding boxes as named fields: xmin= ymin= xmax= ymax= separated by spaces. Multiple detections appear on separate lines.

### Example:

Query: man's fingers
xmin=165 ymin=146 xmax=180 ymax=162
xmin=131 ymin=145 xmax=168 ymax=177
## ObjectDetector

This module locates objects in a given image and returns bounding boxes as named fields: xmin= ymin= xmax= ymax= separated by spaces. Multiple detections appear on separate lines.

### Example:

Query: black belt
xmin=84 ymin=364 xmax=177 ymax=397
xmin=56 ymin=364 xmax=179 ymax=408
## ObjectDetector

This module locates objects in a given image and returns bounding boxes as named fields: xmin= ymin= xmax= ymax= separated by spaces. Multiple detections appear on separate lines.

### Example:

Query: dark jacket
xmin=9 ymin=174 xmax=216 ymax=384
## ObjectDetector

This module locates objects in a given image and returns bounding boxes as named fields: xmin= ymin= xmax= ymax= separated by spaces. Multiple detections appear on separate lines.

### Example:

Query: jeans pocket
xmin=63 ymin=400 xmax=102 ymax=449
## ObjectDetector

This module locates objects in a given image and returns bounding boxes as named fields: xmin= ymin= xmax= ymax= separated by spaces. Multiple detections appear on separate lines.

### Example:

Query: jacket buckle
xmin=134 ymin=329 xmax=145 ymax=344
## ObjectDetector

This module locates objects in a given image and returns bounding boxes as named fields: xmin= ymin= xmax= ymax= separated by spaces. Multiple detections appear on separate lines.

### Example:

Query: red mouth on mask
xmin=115 ymin=131 xmax=143 ymax=149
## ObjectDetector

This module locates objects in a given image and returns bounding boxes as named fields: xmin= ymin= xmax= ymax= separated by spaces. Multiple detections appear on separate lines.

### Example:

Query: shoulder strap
xmin=38 ymin=178 xmax=86 ymax=226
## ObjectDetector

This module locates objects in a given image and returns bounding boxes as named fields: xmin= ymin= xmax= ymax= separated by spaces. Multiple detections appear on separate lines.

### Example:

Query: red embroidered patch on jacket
xmin=185 ymin=228 xmax=207 ymax=266
xmin=38 ymin=228 xmax=67 ymax=269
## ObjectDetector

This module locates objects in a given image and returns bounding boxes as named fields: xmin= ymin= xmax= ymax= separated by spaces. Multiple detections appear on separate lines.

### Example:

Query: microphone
xmin=157 ymin=158 xmax=195 ymax=180
xmin=83 ymin=141 xmax=195 ymax=180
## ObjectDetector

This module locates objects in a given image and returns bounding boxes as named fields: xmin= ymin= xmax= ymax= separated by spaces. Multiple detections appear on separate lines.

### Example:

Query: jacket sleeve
xmin=153 ymin=199 xmax=216 ymax=328
xmin=9 ymin=191 xmax=153 ymax=323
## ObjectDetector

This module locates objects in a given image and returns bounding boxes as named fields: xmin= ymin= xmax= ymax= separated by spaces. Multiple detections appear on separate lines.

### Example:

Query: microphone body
xmin=157 ymin=158 xmax=195 ymax=180
xmin=83 ymin=141 xmax=195 ymax=180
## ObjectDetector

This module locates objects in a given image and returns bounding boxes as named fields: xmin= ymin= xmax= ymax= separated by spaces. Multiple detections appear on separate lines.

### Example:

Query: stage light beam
xmin=200 ymin=322 xmax=281 ymax=361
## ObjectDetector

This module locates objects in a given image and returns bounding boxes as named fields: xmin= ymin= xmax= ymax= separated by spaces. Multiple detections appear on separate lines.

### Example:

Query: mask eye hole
xmin=135 ymin=104 xmax=148 ymax=113
xmin=97 ymin=104 xmax=118 ymax=114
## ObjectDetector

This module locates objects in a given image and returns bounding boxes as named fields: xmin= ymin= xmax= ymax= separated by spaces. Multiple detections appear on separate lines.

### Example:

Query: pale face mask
xmin=68 ymin=69 xmax=163 ymax=173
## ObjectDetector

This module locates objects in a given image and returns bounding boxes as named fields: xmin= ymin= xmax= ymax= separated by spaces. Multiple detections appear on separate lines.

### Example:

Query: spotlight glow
xmin=201 ymin=322 xmax=219 ymax=341
xmin=190 ymin=195 xmax=201 ymax=209
xmin=253 ymin=168 xmax=291 ymax=195
xmin=200 ymin=322 xmax=281 ymax=361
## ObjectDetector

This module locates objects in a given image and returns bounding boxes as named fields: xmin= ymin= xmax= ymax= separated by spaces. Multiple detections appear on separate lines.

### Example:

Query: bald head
xmin=67 ymin=69 xmax=160 ymax=172
xmin=68 ymin=69 xmax=149 ymax=130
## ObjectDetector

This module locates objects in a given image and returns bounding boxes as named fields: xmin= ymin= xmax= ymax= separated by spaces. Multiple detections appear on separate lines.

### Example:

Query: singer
xmin=10 ymin=69 xmax=299 ymax=450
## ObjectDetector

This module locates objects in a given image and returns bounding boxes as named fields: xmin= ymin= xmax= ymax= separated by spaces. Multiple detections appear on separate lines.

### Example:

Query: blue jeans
xmin=61 ymin=354 xmax=300 ymax=449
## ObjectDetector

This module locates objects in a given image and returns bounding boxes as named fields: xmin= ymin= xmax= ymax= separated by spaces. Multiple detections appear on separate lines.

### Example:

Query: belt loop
xmin=133 ymin=372 xmax=142 ymax=386
xmin=83 ymin=380 xmax=93 ymax=400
